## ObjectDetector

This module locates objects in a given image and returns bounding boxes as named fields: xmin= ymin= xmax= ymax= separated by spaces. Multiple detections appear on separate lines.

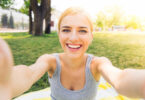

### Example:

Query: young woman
xmin=0 ymin=7 xmax=145 ymax=100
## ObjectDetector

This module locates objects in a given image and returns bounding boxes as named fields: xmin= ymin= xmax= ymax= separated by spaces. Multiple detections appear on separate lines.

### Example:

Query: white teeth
xmin=68 ymin=44 xmax=81 ymax=49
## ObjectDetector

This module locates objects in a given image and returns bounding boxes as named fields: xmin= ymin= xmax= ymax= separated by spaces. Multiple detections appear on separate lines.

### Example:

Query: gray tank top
xmin=48 ymin=53 xmax=99 ymax=100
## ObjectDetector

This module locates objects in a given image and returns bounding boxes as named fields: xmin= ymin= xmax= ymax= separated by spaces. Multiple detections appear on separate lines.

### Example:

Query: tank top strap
xmin=53 ymin=53 xmax=61 ymax=68
xmin=86 ymin=54 xmax=94 ymax=68
xmin=85 ymin=54 xmax=96 ymax=82
xmin=51 ymin=53 xmax=61 ymax=78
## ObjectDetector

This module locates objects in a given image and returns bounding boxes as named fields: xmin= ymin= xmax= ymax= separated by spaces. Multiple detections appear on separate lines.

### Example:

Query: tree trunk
xmin=29 ymin=5 xmax=33 ymax=34
xmin=33 ymin=13 xmax=43 ymax=36
xmin=30 ymin=0 xmax=51 ymax=36
xmin=45 ymin=14 xmax=51 ymax=34
xmin=44 ymin=0 xmax=51 ymax=34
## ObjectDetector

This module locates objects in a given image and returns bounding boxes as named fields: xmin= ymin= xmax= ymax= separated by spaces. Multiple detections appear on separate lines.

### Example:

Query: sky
xmin=13 ymin=0 xmax=145 ymax=18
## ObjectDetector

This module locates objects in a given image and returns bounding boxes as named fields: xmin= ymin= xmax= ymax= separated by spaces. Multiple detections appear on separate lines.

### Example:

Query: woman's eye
xmin=79 ymin=30 xmax=87 ymax=33
xmin=62 ymin=29 xmax=70 ymax=32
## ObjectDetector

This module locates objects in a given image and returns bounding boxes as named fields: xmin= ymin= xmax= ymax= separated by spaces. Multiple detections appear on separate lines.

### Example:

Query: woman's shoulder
xmin=91 ymin=55 xmax=112 ymax=73
xmin=91 ymin=55 xmax=111 ymax=69
xmin=39 ymin=53 xmax=58 ymax=77
xmin=91 ymin=55 xmax=110 ymax=65
xmin=38 ymin=53 xmax=58 ymax=68
xmin=39 ymin=53 xmax=56 ymax=61
xmin=89 ymin=55 xmax=103 ymax=81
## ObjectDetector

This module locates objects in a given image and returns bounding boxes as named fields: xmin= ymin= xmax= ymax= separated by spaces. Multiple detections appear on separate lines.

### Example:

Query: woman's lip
xmin=66 ymin=43 xmax=82 ymax=46
xmin=66 ymin=43 xmax=82 ymax=48
xmin=66 ymin=43 xmax=82 ymax=51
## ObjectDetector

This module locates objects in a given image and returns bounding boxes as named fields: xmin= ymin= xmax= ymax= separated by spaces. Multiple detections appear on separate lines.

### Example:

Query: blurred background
xmin=0 ymin=0 xmax=145 ymax=34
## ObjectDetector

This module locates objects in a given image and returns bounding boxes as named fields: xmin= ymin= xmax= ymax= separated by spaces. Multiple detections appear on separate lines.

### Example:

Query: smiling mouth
xmin=66 ymin=43 xmax=82 ymax=49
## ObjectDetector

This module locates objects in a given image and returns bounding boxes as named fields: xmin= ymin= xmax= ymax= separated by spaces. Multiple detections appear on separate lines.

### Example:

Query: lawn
xmin=0 ymin=32 xmax=145 ymax=93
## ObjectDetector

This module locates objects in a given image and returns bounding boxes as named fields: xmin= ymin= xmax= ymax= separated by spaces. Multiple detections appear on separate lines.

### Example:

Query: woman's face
xmin=58 ymin=14 xmax=93 ymax=57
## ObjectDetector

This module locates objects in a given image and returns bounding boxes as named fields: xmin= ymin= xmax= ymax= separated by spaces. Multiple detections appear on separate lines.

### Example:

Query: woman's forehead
xmin=60 ymin=14 xmax=91 ymax=29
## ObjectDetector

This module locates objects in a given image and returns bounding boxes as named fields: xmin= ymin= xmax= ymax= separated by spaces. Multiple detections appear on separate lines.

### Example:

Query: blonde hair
xmin=57 ymin=7 xmax=93 ymax=32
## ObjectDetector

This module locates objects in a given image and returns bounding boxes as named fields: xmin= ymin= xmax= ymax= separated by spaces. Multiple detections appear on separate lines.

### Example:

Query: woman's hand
xmin=0 ymin=38 xmax=13 ymax=100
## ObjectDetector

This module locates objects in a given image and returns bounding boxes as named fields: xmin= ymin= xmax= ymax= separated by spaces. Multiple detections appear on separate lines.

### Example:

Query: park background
xmin=0 ymin=0 xmax=145 ymax=97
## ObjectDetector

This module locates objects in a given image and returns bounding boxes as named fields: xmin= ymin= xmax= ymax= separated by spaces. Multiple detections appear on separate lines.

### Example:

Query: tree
xmin=20 ymin=0 xmax=33 ymax=34
xmin=95 ymin=11 xmax=107 ymax=30
xmin=105 ymin=6 xmax=123 ymax=28
xmin=125 ymin=15 xmax=141 ymax=29
xmin=1 ymin=14 xmax=8 ymax=28
xmin=20 ymin=0 xmax=51 ymax=35
xmin=44 ymin=0 xmax=51 ymax=34
xmin=19 ymin=0 xmax=30 ymax=15
xmin=0 ymin=0 xmax=14 ymax=8
xmin=30 ymin=0 xmax=51 ymax=36
xmin=95 ymin=5 xmax=124 ymax=30
xmin=8 ymin=12 xmax=14 ymax=28
xmin=29 ymin=4 xmax=33 ymax=34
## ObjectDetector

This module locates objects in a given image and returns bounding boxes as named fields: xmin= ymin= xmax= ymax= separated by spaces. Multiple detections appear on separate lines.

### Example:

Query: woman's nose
xmin=69 ymin=30 xmax=79 ymax=41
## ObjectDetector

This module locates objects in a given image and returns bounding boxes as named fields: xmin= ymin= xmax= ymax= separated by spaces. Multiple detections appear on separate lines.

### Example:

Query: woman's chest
xmin=60 ymin=67 xmax=86 ymax=91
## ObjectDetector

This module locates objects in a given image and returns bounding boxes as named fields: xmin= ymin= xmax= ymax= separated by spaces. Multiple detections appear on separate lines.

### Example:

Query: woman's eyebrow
xmin=62 ymin=26 xmax=71 ymax=28
xmin=61 ymin=26 xmax=88 ymax=29
xmin=79 ymin=26 xmax=87 ymax=29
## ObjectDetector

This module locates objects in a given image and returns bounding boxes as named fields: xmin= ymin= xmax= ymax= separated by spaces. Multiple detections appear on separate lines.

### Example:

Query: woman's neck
xmin=60 ymin=53 xmax=87 ymax=69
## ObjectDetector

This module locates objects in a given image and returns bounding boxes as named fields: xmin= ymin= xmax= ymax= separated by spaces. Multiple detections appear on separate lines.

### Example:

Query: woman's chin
xmin=65 ymin=52 xmax=84 ymax=59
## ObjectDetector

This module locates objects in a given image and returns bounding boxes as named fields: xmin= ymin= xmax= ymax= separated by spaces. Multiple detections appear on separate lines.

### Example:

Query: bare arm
xmin=0 ymin=38 xmax=55 ymax=99
xmin=10 ymin=54 xmax=54 ymax=98
xmin=117 ymin=68 xmax=145 ymax=98
xmin=96 ymin=57 xmax=145 ymax=98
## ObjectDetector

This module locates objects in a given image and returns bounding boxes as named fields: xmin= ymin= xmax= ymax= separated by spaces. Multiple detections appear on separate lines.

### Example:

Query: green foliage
xmin=95 ymin=11 xmax=106 ymax=30
xmin=19 ymin=0 xmax=41 ymax=15
xmin=106 ymin=6 xmax=123 ymax=27
xmin=19 ymin=0 xmax=30 ymax=15
xmin=0 ymin=0 xmax=14 ymax=8
xmin=95 ymin=6 xmax=123 ymax=30
xmin=1 ymin=14 xmax=8 ymax=27
xmin=94 ymin=6 xmax=144 ymax=30
xmin=125 ymin=15 xmax=141 ymax=29
xmin=0 ymin=32 xmax=145 ymax=93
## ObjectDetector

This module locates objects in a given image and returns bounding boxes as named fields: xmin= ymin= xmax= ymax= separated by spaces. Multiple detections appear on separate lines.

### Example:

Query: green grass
xmin=89 ymin=32 xmax=145 ymax=69
xmin=0 ymin=32 xmax=145 ymax=93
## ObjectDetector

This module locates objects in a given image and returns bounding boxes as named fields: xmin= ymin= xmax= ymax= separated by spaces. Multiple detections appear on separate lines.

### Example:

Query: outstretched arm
xmin=96 ymin=57 xmax=145 ymax=98
xmin=0 ymin=38 xmax=54 ymax=99
xmin=10 ymin=54 xmax=50 ymax=97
